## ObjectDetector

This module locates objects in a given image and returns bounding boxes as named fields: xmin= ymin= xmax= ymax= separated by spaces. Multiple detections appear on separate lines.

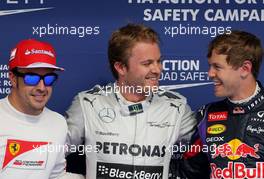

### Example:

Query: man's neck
xmin=229 ymin=80 xmax=259 ymax=103
xmin=120 ymin=91 xmax=146 ymax=103
xmin=116 ymin=82 xmax=147 ymax=103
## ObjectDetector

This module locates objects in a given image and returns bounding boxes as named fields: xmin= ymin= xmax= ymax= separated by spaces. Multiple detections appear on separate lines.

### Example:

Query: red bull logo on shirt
xmin=212 ymin=138 xmax=260 ymax=160
xmin=211 ymin=162 xmax=264 ymax=179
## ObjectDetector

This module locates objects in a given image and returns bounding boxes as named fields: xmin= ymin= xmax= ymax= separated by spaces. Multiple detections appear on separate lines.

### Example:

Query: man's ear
xmin=9 ymin=71 xmax=17 ymax=88
xmin=114 ymin=62 xmax=127 ymax=77
xmin=240 ymin=60 xmax=252 ymax=79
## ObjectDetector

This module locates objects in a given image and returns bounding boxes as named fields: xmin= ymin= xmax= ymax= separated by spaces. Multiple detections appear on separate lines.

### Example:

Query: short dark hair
xmin=108 ymin=23 xmax=160 ymax=79
xmin=207 ymin=30 xmax=263 ymax=79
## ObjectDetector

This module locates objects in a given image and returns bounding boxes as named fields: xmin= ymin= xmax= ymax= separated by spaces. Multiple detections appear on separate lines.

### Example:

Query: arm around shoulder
xmin=65 ymin=94 xmax=85 ymax=147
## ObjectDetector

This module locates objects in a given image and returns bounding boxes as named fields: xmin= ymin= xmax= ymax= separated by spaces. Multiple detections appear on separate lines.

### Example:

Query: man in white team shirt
xmin=0 ymin=39 xmax=83 ymax=179
xmin=66 ymin=23 xmax=197 ymax=179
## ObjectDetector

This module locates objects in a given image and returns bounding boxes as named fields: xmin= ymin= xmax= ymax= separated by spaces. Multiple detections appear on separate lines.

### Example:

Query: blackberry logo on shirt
xmin=97 ymin=162 xmax=163 ymax=179
xmin=98 ymin=165 xmax=109 ymax=175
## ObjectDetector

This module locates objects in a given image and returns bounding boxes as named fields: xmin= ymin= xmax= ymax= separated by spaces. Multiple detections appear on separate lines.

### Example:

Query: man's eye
xmin=215 ymin=65 xmax=221 ymax=69
xmin=142 ymin=62 xmax=151 ymax=66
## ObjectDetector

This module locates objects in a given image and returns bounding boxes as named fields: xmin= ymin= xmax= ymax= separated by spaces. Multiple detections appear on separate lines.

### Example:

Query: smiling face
xmin=9 ymin=68 xmax=55 ymax=115
xmin=116 ymin=42 xmax=162 ymax=97
xmin=208 ymin=50 xmax=243 ymax=100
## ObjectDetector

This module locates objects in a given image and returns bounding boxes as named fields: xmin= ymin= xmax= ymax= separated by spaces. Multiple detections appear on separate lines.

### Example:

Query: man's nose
xmin=36 ymin=79 xmax=46 ymax=90
xmin=151 ymin=62 xmax=162 ymax=74
xmin=208 ymin=67 xmax=215 ymax=78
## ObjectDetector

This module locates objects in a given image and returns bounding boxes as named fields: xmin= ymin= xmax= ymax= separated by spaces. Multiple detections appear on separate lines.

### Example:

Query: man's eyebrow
xmin=141 ymin=57 xmax=162 ymax=62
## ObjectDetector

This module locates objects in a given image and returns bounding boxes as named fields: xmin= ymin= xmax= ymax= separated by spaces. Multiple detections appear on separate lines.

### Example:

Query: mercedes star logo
xmin=98 ymin=108 xmax=116 ymax=123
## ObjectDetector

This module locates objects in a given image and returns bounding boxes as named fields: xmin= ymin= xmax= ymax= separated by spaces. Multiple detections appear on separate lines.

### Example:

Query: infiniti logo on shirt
xmin=257 ymin=111 xmax=264 ymax=118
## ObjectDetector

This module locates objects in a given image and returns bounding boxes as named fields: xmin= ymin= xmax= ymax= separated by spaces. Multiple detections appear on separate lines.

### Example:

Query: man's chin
xmin=143 ymin=84 xmax=159 ymax=94
xmin=146 ymin=81 xmax=159 ymax=87
xmin=214 ymin=91 xmax=226 ymax=98
xmin=31 ymin=99 xmax=47 ymax=109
